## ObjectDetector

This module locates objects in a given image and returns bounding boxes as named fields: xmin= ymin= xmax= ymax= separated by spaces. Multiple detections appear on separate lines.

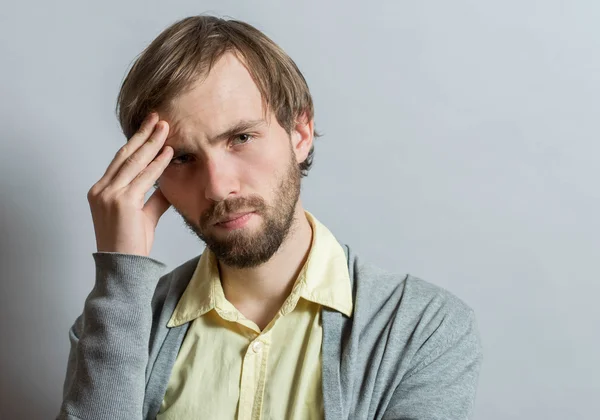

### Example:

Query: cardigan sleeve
xmin=56 ymin=252 xmax=167 ymax=420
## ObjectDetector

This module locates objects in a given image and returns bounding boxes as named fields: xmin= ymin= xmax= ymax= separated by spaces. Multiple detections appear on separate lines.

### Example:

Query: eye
xmin=231 ymin=133 xmax=254 ymax=146
xmin=170 ymin=154 xmax=192 ymax=165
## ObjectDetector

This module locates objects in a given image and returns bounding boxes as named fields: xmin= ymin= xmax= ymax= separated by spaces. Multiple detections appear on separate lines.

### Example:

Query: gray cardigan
xmin=57 ymin=244 xmax=483 ymax=420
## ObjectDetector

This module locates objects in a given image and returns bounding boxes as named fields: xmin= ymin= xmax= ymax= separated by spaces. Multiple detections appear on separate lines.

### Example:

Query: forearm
xmin=57 ymin=252 xmax=167 ymax=420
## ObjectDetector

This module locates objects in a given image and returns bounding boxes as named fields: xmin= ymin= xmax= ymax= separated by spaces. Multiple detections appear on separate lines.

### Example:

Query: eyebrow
xmin=168 ymin=118 xmax=267 ymax=155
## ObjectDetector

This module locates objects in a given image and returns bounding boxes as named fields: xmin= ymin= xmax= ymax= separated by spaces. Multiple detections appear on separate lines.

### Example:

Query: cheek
xmin=157 ymin=176 xmax=192 ymax=208
xmin=249 ymin=134 xmax=290 ymax=171
xmin=241 ymin=149 xmax=281 ymax=191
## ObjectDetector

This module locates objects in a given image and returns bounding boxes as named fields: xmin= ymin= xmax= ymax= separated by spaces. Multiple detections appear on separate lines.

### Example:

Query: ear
xmin=290 ymin=111 xmax=314 ymax=165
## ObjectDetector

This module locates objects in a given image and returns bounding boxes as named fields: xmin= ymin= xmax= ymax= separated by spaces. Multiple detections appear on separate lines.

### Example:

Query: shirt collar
xmin=291 ymin=210 xmax=353 ymax=316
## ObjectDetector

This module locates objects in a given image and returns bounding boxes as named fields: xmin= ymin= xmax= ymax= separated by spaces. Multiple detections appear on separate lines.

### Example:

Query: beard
xmin=176 ymin=147 xmax=302 ymax=269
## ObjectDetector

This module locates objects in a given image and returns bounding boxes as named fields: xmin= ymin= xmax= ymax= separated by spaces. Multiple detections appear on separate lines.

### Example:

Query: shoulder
xmin=347 ymin=249 xmax=482 ymax=373
xmin=348 ymin=247 xmax=477 ymax=340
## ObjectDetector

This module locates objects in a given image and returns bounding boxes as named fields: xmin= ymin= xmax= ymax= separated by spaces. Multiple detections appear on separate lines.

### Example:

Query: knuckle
xmin=95 ymin=191 xmax=113 ymax=207
xmin=101 ymin=191 xmax=129 ymax=211
xmin=125 ymin=154 xmax=140 ymax=166
xmin=87 ymin=187 xmax=96 ymax=201
xmin=87 ymin=183 xmax=103 ymax=200
xmin=116 ymin=145 xmax=129 ymax=158
xmin=88 ymin=185 xmax=131 ymax=212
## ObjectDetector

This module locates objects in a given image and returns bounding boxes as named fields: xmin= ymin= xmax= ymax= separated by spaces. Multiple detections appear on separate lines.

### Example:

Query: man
xmin=57 ymin=14 xmax=483 ymax=420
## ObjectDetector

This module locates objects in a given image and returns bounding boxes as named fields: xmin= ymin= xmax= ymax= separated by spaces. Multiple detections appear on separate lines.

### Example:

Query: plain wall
xmin=1 ymin=1 xmax=598 ymax=419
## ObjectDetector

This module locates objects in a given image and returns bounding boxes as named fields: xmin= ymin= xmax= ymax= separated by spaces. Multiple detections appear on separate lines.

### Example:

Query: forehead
xmin=161 ymin=51 xmax=268 ymax=140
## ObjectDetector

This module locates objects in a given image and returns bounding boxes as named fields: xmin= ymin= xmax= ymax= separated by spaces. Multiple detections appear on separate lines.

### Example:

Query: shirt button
xmin=251 ymin=341 xmax=263 ymax=353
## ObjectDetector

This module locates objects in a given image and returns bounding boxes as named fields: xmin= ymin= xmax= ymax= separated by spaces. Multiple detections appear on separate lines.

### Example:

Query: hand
xmin=87 ymin=112 xmax=174 ymax=257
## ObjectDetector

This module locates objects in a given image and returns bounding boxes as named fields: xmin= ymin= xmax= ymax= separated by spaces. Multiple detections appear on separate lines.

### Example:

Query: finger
xmin=96 ymin=112 xmax=159 ymax=190
xmin=127 ymin=144 xmax=173 ymax=201
xmin=110 ymin=120 xmax=170 ymax=191
xmin=143 ymin=183 xmax=172 ymax=227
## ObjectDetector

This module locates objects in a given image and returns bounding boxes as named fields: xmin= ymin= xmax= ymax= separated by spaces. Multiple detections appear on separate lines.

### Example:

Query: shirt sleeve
xmin=383 ymin=308 xmax=484 ymax=420
xmin=56 ymin=252 xmax=167 ymax=420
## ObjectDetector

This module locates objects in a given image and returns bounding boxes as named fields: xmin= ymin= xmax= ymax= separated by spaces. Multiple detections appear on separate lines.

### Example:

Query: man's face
xmin=157 ymin=52 xmax=310 ymax=268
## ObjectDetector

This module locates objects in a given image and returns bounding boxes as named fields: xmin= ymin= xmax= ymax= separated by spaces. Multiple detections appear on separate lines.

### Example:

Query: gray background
xmin=1 ymin=0 xmax=598 ymax=419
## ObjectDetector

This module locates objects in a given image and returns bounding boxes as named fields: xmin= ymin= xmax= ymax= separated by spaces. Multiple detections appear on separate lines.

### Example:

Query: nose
xmin=203 ymin=156 xmax=238 ymax=202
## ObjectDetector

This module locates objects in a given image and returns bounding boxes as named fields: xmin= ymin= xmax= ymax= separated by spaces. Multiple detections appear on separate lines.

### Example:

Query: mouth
xmin=214 ymin=212 xmax=255 ymax=226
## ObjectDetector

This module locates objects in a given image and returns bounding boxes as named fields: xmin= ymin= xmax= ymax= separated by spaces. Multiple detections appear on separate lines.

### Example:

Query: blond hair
xmin=116 ymin=14 xmax=320 ymax=176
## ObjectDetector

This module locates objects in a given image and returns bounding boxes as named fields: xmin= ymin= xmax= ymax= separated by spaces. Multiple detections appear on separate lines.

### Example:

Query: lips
xmin=215 ymin=212 xmax=254 ymax=225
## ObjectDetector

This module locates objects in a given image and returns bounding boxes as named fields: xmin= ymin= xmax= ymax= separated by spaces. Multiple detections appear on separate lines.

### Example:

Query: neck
xmin=217 ymin=201 xmax=313 ymax=329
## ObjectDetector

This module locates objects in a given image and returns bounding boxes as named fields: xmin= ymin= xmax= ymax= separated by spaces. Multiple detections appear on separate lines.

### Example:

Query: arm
xmin=57 ymin=252 xmax=167 ymax=420
xmin=383 ymin=309 xmax=483 ymax=420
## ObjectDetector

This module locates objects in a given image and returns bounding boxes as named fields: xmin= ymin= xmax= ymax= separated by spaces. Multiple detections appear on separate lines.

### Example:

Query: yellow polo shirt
xmin=156 ymin=211 xmax=352 ymax=420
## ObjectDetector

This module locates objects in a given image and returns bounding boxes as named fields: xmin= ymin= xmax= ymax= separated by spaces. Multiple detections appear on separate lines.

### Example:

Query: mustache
xmin=201 ymin=195 xmax=267 ymax=226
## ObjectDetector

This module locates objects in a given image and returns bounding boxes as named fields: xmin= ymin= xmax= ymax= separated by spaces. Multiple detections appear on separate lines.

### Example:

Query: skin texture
xmin=156 ymin=51 xmax=315 ymax=329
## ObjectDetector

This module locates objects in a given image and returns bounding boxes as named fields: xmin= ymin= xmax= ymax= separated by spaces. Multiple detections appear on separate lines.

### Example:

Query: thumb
xmin=143 ymin=187 xmax=172 ymax=226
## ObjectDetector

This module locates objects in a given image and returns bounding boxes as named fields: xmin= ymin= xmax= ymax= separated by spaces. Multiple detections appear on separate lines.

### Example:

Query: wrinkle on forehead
xmin=159 ymin=52 xmax=271 ymax=143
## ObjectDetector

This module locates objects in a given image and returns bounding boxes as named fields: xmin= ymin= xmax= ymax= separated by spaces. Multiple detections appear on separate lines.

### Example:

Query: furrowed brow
xmin=168 ymin=119 xmax=267 ymax=156
xmin=209 ymin=118 xmax=267 ymax=143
